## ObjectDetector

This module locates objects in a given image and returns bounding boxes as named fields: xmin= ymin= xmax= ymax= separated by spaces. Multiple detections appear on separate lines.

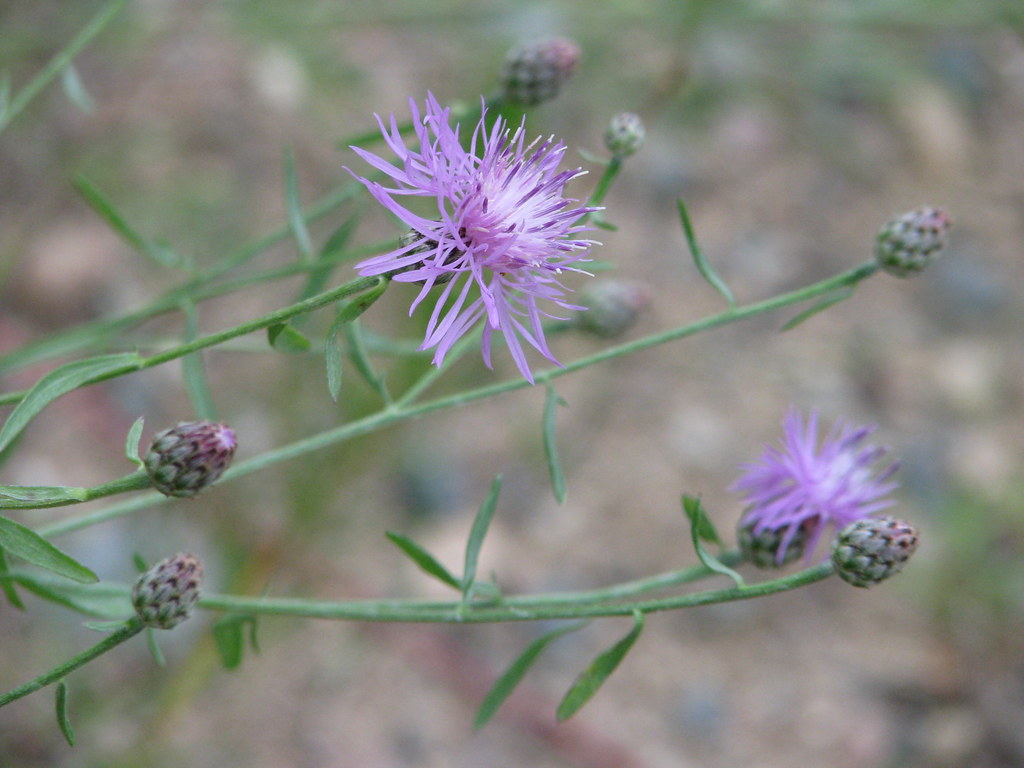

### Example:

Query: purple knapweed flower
xmin=732 ymin=409 xmax=900 ymax=565
xmin=348 ymin=93 xmax=598 ymax=383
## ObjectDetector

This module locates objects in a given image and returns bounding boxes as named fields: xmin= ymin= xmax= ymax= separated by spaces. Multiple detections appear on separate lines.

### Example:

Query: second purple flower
xmin=349 ymin=93 xmax=599 ymax=383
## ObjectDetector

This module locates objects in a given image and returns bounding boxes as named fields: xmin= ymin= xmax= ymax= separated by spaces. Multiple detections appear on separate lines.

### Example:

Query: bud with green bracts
xmin=144 ymin=421 xmax=237 ymax=498
xmin=132 ymin=553 xmax=204 ymax=629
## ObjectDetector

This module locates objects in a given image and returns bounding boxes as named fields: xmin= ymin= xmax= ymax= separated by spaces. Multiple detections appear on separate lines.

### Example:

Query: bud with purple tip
xmin=132 ymin=553 xmax=204 ymax=629
xmin=832 ymin=516 xmax=919 ymax=588
xmin=874 ymin=207 xmax=951 ymax=277
xmin=144 ymin=421 xmax=237 ymax=498
xmin=500 ymin=38 xmax=580 ymax=106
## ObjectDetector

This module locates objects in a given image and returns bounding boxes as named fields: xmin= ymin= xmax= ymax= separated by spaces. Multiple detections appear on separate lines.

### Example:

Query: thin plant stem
xmin=0 ymin=0 xmax=128 ymax=134
xmin=1 ymin=472 xmax=151 ymax=511
xmin=0 ymin=619 xmax=143 ymax=709
xmin=36 ymin=260 xmax=878 ymax=539
xmin=195 ymin=561 xmax=835 ymax=623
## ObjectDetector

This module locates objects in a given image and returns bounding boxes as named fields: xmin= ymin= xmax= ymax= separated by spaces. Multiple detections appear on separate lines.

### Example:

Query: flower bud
xmin=577 ymin=280 xmax=650 ymax=338
xmin=499 ymin=38 xmax=580 ymax=106
xmin=874 ymin=207 xmax=951 ymax=277
xmin=738 ymin=520 xmax=813 ymax=568
xmin=604 ymin=112 xmax=646 ymax=157
xmin=145 ymin=421 xmax=237 ymax=498
xmin=831 ymin=516 xmax=919 ymax=588
xmin=132 ymin=553 xmax=204 ymax=629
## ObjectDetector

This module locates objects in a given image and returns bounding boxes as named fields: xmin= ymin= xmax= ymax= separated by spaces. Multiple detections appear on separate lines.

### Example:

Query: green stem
xmin=0 ymin=0 xmax=128 ymax=134
xmin=0 ymin=274 xmax=384 ymax=408
xmin=0 ymin=619 xmax=143 ymax=709
xmin=195 ymin=561 xmax=834 ymax=623
xmin=0 ymin=185 xmax=367 ymax=378
xmin=36 ymin=260 xmax=878 ymax=539
xmin=1 ymin=472 xmax=151 ymax=511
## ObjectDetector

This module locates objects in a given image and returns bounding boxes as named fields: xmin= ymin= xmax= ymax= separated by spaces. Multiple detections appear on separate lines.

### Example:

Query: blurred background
xmin=1 ymin=1 xmax=1023 ymax=766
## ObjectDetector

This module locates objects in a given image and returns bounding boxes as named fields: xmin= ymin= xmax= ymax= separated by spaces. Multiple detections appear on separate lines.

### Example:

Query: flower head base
xmin=604 ymin=112 xmax=646 ymax=158
xmin=500 ymin=38 xmax=581 ymax=106
xmin=732 ymin=409 xmax=899 ymax=565
xmin=132 ymin=553 xmax=204 ymax=629
xmin=874 ymin=207 xmax=951 ymax=277
xmin=145 ymin=421 xmax=237 ymax=498
xmin=832 ymin=516 xmax=919 ymax=588
xmin=350 ymin=93 xmax=599 ymax=382
xmin=738 ymin=518 xmax=813 ymax=568
xmin=576 ymin=279 xmax=650 ymax=338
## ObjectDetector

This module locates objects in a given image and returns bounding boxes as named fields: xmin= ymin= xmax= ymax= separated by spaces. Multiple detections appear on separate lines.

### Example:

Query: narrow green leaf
xmin=10 ymin=572 xmax=128 ymax=617
xmin=325 ymin=312 xmax=345 ymax=403
xmin=73 ymin=176 xmax=185 ymax=269
xmin=0 ymin=484 xmax=89 ymax=509
xmin=0 ymin=517 xmax=97 ymax=583
xmin=556 ymin=610 xmax=645 ymax=722
xmin=60 ymin=64 xmax=94 ymax=114
xmin=780 ymin=287 xmax=855 ymax=332
xmin=682 ymin=496 xmax=744 ymax=588
xmin=475 ymin=621 xmax=587 ymax=730
xmin=462 ymin=475 xmax=502 ymax=604
xmin=56 ymin=681 xmax=75 ymax=746
xmin=386 ymin=531 xmax=460 ymax=590
xmin=318 ymin=214 xmax=361 ymax=260
xmin=337 ymin=275 xmax=388 ymax=323
xmin=677 ymin=199 xmax=736 ymax=308
xmin=0 ymin=0 xmax=127 ymax=134
xmin=181 ymin=300 xmax=216 ymax=420
xmin=145 ymin=626 xmax=165 ymax=667
xmin=212 ymin=614 xmax=258 ymax=669
xmin=0 ymin=549 xmax=25 ymax=609
xmin=0 ymin=352 xmax=141 ymax=455
xmin=132 ymin=553 xmax=148 ymax=572
xmin=125 ymin=416 xmax=145 ymax=468
xmin=344 ymin=320 xmax=389 ymax=402
xmin=284 ymin=147 xmax=314 ymax=262
xmin=213 ymin=616 xmax=244 ymax=669
xmin=84 ymin=619 xmax=131 ymax=632
xmin=542 ymin=383 xmax=568 ymax=504
xmin=267 ymin=323 xmax=312 ymax=354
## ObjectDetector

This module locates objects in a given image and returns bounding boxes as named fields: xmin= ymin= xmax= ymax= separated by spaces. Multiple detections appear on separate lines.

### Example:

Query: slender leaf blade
xmin=780 ymin=287 xmax=854 ymax=332
xmin=181 ymin=301 xmax=216 ymax=420
xmin=0 ymin=352 xmax=141 ymax=455
xmin=60 ymin=64 xmax=94 ymax=114
xmin=475 ymin=621 xmax=587 ymax=729
xmin=145 ymin=626 xmax=166 ymax=667
xmin=343 ymin=320 xmax=389 ymax=402
xmin=0 ymin=548 xmax=25 ymax=609
xmin=325 ymin=311 xmax=345 ymax=402
xmin=556 ymin=611 xmax=645 ymax=721
xmin=386 ymin=531 xmax=460 ymax=590
xmin=542 ymin=383 xmax=568 ymax=504
xmin=0 ymin=517 xmax=97 ymax=583
xmin=682 ymin=495 xmax=744 ymax=588
xmin=462 ymin=475 xmax=502 ymax=604
xmin=73 ymin=176 xmax=185 ymax=269
xmin=10 ymin=572 xmax=127 ymax=617
xmin=267 ymin=323 xmax=312 ymax=354
xmin=213 ymin=614 xmax=258 ymax=669
xmin=125 ymin=416 xmax=145 ymax=467
xmin=56 ymin=681 xmax=75 ymax=746
xmin=284 ymin=147 xmax=314 ymax=262
xmin=677 ymin=199 xmax=736 ymax=308
xmin=0 ymin=484 xmax=88 ymax=509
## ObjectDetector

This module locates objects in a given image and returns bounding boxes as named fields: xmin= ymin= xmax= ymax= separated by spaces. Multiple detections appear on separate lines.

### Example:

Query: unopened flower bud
xmin=500 ymin=38 xmax=580 ymax=106
xmin=132 ymin=553 xmax=204 ymax=629
xmin=145 ymin=421 xmax=237 ymax=498
xmin=738 ymin=520 xmax=813 ymax=568
xmin=604 ymin=112 xmax=645 ymax=157
xmin=832 ymin=516 xmax=919 ymax=588
xmin=874 ymin=207 xmax=951 ymax=277
xmin=577 ymin=280 xmax=650 ymax=338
